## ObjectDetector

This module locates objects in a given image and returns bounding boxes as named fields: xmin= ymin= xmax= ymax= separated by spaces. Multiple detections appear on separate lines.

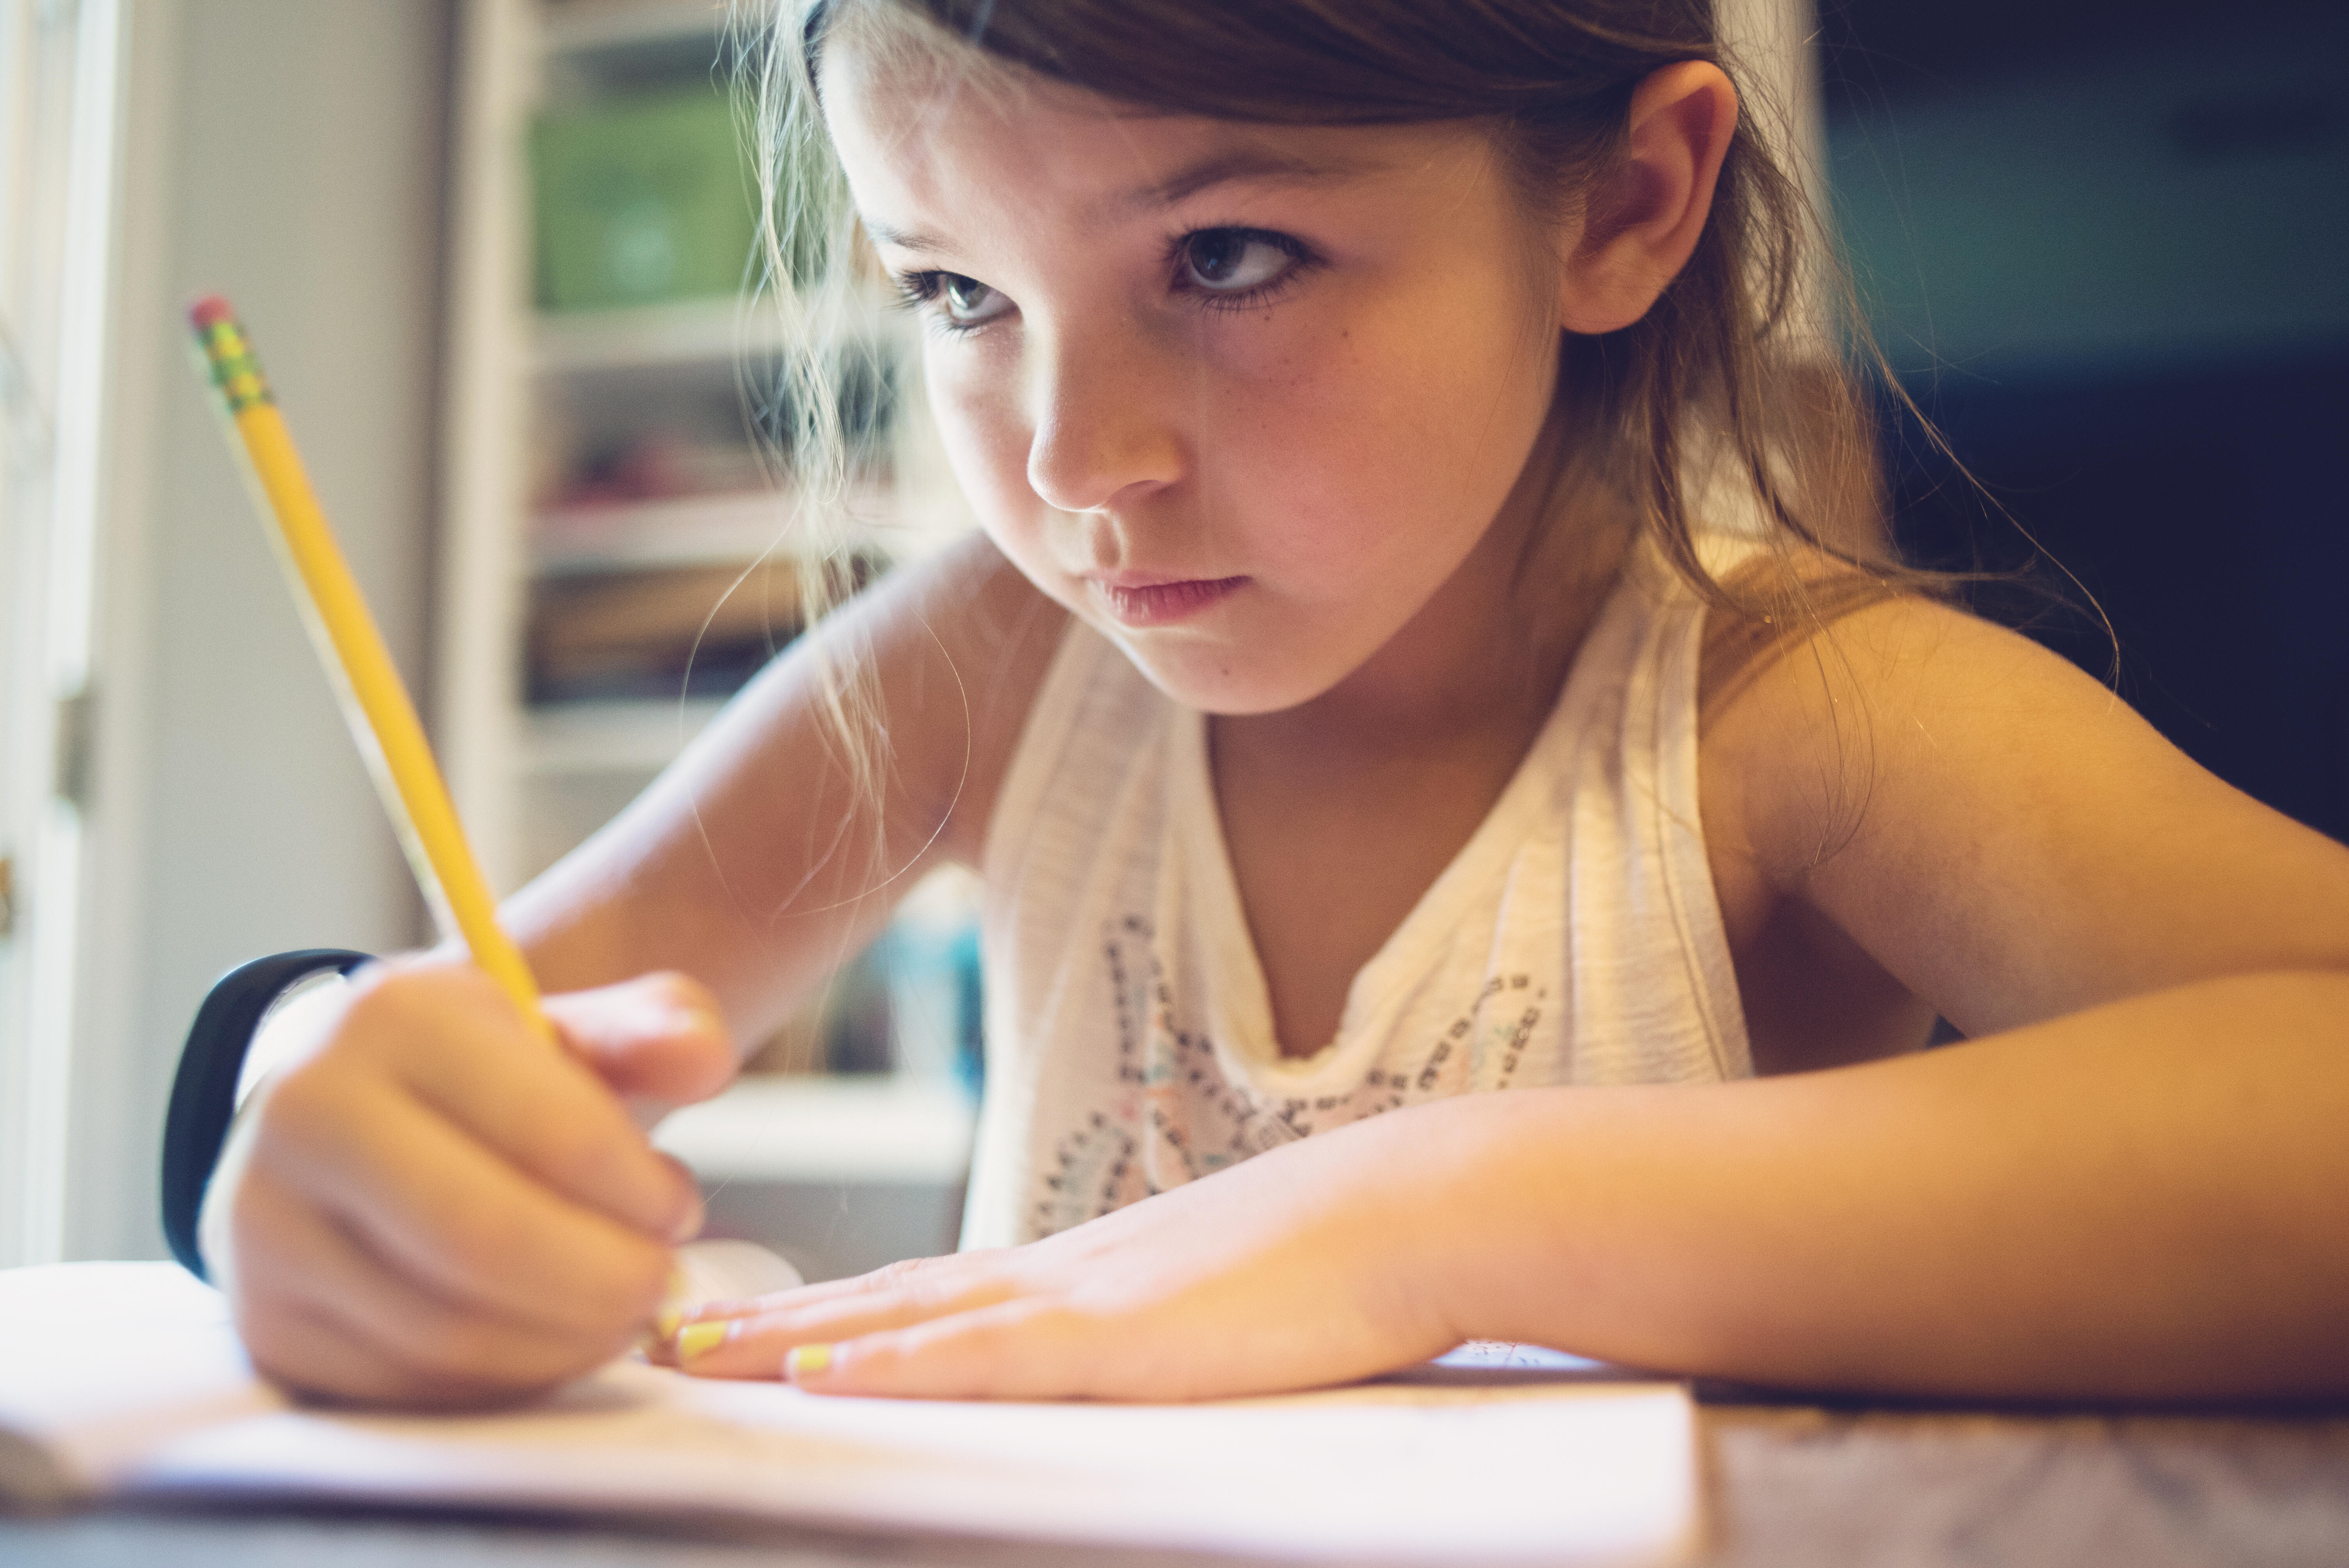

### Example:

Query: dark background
xmin=1816 ymin=0 xmax=2349 ymax=842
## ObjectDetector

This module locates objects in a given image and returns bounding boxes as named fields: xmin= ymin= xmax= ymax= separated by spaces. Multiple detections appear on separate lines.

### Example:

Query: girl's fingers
xmin=783 ymin=1299 xmax=1114 ymax=1401
xmin=223 ymin=958 xmax=748 ymax=1408
xmin=685 ymin=1247 xmax=1017 ymax=1322
xmin=544 ymin=972 xmax=738 ymax=1106
xmin=238 ymin=1172 xmax=633 ymax=1397
xmin=263 ymin=1073 xmax=671 ymax=1334
xmin=670 ymin=1258 xmax=1017 ymax=1379
xmin=358 ymin=966 xmax=701 ymax=1242
xmin=236 ymin=1293 xmax=446 ymax=1408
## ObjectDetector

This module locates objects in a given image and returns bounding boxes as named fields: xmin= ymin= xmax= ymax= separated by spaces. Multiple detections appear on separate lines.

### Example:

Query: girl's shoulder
xmin=1692 ymin=549 xmax=2060 ymax=897
xmin=1692 ymin=545 xmax=2349 ymax=1040
xmin=1694 ymin=547 xmax=1922 ymax=730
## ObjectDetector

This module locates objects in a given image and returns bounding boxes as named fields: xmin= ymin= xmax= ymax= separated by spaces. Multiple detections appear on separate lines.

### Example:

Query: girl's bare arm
xmin=1446 ymin=972 xmax=2349 ymax=1399
xmin=1702 ymin=597 xmax=2349 ymax=1035
xmin=502 ymin=531 xmax=1065 ymax=1047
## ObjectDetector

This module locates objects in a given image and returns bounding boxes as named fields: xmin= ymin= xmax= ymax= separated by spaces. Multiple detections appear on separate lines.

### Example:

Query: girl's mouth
xmin=1088 ymin=574 xmax=1248 ymax=628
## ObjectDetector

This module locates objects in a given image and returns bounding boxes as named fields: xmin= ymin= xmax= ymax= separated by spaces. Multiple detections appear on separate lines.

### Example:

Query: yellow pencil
xmin=188 ymin=296 xmax=554 ymax=1048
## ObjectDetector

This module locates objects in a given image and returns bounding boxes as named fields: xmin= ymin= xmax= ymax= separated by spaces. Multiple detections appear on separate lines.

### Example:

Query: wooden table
xmin=1696 ymin=1402 xmax=2349 ymax=1566
xmin=6 ymin=1400 xmax=2346 ymax=1566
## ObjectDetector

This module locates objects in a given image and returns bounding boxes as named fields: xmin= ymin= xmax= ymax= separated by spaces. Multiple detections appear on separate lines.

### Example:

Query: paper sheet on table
xmin=0 ymin=1262 xmax=1697 ymax=1565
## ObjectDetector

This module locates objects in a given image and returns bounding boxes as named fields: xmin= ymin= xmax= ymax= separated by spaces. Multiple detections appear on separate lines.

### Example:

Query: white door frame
xmin=0 ymin=0 xmax=128 ymax=1269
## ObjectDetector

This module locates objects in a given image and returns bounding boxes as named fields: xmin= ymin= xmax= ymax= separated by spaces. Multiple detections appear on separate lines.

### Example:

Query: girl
xmin=206 ymin=0 xmax=2349 ymax=1408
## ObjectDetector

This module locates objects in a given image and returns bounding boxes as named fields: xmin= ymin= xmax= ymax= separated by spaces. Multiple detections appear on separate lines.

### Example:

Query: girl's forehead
xmin=823 ymin=41 xmax=1490 ymax=240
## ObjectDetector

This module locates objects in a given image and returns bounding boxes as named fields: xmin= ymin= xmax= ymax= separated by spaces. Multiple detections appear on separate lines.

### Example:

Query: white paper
xmin=0 ymin=1262 xmax=1696 ymax=1564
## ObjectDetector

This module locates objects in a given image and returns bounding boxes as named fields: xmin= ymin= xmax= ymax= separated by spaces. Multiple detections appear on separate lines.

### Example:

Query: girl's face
xmin=824 ymin=40 xmax=1569 ymax=715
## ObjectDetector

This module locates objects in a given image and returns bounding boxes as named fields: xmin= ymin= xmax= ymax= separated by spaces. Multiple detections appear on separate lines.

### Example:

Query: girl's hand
xmin=665 ymin=1108 xmax=1467 ymax=1401
xmin=208 ymin=957 xmax=732 ymax=1407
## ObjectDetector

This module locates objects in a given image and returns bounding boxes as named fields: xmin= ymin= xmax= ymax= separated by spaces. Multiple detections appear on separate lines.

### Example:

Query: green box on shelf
xmin=531 ymin=89 xmax=757 ymax=312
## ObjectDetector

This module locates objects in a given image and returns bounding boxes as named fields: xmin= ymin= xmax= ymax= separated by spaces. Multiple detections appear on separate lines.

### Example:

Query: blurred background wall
xmin=58 ymin=0 xmax=449 ymax=1259
xmin=1821 ymin=0 xmax=2349 ymax=843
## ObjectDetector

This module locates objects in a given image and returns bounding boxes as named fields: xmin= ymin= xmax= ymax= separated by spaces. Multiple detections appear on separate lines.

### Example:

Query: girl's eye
xmin=938 ymin=273 xmax=1012 ymax=328
xmin=892 ymin=269 xmax=1017 ymax=335
xmin=1178 ymin=230 xmax=1299 ymax=294
xmin=902 ymin=272 xmax=1014 ymax=331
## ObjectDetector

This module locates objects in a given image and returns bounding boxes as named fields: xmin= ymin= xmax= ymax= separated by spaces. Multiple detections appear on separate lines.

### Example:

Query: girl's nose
xmin=1023 ymin=323 xmax=1184 ymax=513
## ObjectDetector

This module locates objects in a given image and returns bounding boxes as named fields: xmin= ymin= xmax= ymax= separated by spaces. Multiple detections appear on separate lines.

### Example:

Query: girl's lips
xmin=1087 ymin=574 xmax=1247 ymax=628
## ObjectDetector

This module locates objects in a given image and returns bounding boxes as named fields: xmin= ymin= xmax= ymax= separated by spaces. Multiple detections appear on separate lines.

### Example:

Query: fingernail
xmin=785 ymin=1342 xmax=833 ymax=1381
xmin=676 ymin=1321 xmax=731 ymax=1361
xmin=669 ymin=1191 xmax=706 ymax=1244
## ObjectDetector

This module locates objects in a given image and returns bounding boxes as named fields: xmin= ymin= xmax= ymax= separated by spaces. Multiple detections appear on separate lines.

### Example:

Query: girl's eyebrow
xmin=863 ymin=218 xmax=947 ymax=255
xmin=1117 ymin=148 xmax=1384 ymax=214
xmin=860 ymin=148 xmax=1383 ymax=258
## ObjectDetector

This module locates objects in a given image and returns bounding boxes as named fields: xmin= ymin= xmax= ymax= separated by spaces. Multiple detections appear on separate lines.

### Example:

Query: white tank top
xmin=964 ymin=543 xmax=1755 ymax=1248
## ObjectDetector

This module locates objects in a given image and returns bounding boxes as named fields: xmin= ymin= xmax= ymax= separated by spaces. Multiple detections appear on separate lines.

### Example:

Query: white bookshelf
xmin=521 ymin=697 xmax=725 ymax=774
xmin=534 ymin=298 xmax=795 ymax=372
xmin=532 ymin=490 xmax=804 ymax=576
xmin=536 ymin=0 xmax=731 ymax=55
xmin=440 ymin=0 xmax=967 ymax=870
xmin=437 ymin=0 xmax=979 ymax=1208
xmin=531 ymin=481 xmax=930 ymax=576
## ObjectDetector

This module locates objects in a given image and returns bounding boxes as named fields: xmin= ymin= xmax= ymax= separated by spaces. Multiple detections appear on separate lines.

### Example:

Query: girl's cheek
xmin=923 ymin=356 xmax=1075 ymax=597
xmin=925 ymin=351 xmax=1029 ymax=506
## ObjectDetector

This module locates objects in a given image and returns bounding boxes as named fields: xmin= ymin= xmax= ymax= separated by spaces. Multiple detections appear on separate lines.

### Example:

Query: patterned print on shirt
xmin=1026 ymin=916 xmax=1546 ymax=1238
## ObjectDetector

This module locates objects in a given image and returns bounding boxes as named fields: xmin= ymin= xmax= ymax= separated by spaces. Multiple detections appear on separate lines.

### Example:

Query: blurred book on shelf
xmin=525 ymin=550 xmax=884 ymax=704
xmin=531 ymin=84 xmax=755 ymax=313
xmin=738 ymin=869 xmax=986 ymax=1092
xmin=549 ymin=426 xmax=771 ymax=508
xmin=526 ymin=559 xmax=801 ymax=704
xmin=741 ymin=1000 xmax=827 ymax=1077
xmin=532 ymin=488 xmax=795 ymax=574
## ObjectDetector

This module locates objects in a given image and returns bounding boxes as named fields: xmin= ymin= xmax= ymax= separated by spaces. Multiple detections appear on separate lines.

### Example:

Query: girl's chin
xmin=1098 ymin=627 xmax=1354 ymax=717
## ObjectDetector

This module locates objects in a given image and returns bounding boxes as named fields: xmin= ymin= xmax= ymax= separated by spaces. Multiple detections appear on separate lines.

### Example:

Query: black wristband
xmin=161 ymin=948 xmax=372 ymax=1281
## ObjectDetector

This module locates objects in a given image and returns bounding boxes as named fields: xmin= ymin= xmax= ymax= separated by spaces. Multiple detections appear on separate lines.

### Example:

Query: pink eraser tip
xmin=188 ymin=295 xmax=236 ymax=330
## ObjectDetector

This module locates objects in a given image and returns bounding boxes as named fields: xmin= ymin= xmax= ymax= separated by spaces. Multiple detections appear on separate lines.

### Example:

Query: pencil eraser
xmin=188 ymin=295 xmax=236 ymax=331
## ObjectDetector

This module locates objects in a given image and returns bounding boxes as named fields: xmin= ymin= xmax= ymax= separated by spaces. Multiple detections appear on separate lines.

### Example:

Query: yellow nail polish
xmin=785 ymin=1342 xmax=833 ymax=1380
xmin=676 ymin=1321 xmax=731 ymax=1361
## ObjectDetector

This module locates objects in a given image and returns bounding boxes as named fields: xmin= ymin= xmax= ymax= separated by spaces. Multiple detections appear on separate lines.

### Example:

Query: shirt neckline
xmin=1169 ymin=561 xmax=1654 ymax=1087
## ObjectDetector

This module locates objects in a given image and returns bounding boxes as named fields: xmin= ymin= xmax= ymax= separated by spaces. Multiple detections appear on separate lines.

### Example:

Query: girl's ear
xmin=1556 ymin=61 xmax=1739 ymax=336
